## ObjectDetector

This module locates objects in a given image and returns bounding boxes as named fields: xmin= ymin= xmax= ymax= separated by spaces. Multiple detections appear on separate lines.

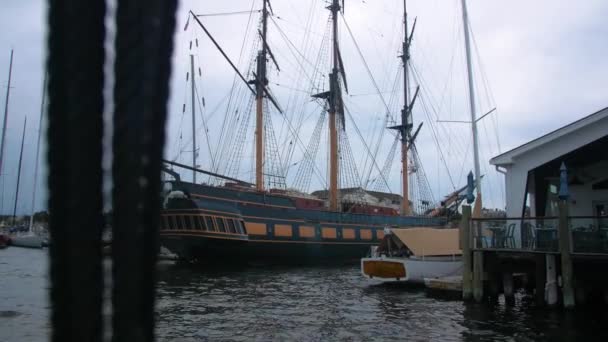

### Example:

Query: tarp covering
xmin=390 ymin=227 xmax=461 ymax=256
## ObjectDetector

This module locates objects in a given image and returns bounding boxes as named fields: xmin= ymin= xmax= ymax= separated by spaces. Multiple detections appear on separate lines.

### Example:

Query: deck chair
xmin=523 ymin=222 xmax=536 ymax=249
xmin=503 ymin=223 xmax=516 ymax=249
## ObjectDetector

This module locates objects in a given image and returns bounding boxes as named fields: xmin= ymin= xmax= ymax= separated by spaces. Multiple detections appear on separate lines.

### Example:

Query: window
xmin=227 ymin=219 xmax=237 ymax=234
xmin=199 ymin=216 xmax=208 ymax=231
xmin=194 ymin=216 xmax=203 ymax=230
xmin=205 ymin=216 xmax=216 ymax=231
xmin=215 ymin=217 xmax=227 ymax=232
xmin=236 ymin=221 xmax=245 ymax=234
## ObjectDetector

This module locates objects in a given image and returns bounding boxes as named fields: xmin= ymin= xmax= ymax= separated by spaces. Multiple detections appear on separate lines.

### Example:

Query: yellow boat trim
xmin=362 ymin=260 xmax=406 ymax=279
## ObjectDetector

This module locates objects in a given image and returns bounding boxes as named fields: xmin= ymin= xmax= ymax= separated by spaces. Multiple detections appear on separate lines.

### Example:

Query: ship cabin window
xmin=215 ymin=217 xmax=227 ymax=233
xmin=187 ymin=216 xmax=195 ymax=230
xmin=198 ymin=216 xmax=208 ymax=231
xmin=226 ymin=219 xmax=237 ymax=234
xmin=169 ymin=216 xmax=176 ymax=230
xmin=236 ymin=221 xmax=245 ymax=234
xmin=194 ymin=216 xmax=203 ymax=230
xmin=185 ymin=216 xmax=193 ymax=230
xmin=205 ymin=216 xmax=216 ymax=232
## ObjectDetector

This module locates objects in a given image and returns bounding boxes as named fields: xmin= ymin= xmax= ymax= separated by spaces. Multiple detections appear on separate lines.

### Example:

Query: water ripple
xmin=3 ymin=248 xmax=608 ymax=341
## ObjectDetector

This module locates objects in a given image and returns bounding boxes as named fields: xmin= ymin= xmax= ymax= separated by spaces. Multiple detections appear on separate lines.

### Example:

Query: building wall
xmin=569 ymin=185 xmax=608 ymax=217
xmin=500 ymin=114 xmax=608 ymax=217
xmin=503 ymin=164 xmax=529 ymax=218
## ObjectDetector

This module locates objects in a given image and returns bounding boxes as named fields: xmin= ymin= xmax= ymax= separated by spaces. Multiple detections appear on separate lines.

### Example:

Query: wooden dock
xmin=460 ymin=204 xmax=608 ymax=308
xmin=425 ymin=276 xmax=462 ymax=292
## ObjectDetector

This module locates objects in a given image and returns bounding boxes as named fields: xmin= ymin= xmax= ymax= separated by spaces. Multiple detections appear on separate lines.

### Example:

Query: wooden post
xmin=535 ymin=254 xmax=546 ymax=306
xmin=461 ymin=205 xmax=473 ymax=301
xmin=485 ymin=254 xmax=499 ymax=303
xmin=503 ymin=272 xmax=515 ymax=305
xmin=574 ymin=282 xmax=587 ymax=305
xmin=558 ymin=201 xmax=575 ymax=308
xmin=473 ymin=250 xmax=484 ymax=302
xmin=546 ymin=254 xmax=558 ymax=306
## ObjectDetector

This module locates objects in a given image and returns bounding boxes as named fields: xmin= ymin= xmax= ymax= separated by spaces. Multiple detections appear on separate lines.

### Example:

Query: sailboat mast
xmin=400 ymin=0 xmax=411 ymax=216
xmin=327 ymin=0 xmax=341 ymax=211
xmin=461 ymin=0 xmax=483 ymax=217
xmin=0 ymin=49 xmax=14 ymax=179
xmin=12 ymin=117 xmax=26 ymax=226
xmin=29 ymin=74 xmax=46 ymax=231
xmin=190 ymin=54 xmax=197 ymax=183
xmin=255 ymin=0 xmax=270 ymax=191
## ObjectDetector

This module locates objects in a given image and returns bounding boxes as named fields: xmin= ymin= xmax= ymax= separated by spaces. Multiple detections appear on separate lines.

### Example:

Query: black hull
xmin=160 ymin=181 xmax=446 ymax=264
xmin=161 ymin=233 xmax=371 ymax=264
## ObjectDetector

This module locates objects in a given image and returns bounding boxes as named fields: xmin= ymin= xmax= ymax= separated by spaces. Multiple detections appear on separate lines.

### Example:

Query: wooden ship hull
xmin=159 ymin=181 xmax=445 ymax=263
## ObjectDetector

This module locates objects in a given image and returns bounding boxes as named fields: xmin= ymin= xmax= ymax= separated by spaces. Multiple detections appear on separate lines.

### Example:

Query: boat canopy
xmin=381 ymin=227 xmax=461 ymax=257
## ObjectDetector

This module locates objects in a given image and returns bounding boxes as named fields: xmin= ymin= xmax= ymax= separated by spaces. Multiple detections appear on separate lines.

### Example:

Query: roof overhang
xmin=490 ymin=106 xmax=608 ymax=167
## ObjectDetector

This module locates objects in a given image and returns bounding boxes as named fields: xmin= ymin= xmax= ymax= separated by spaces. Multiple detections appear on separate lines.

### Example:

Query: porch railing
xmin=470 ymin=216 xmax=608 ymax=254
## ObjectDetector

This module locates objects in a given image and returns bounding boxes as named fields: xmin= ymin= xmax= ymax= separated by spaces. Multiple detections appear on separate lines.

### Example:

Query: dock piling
xmin=535 ymin=254 xmax=546 ymax=306
xmin=558 ymin=201 xmax=575 ymax=308
xmin=546 ymin=254 xmax=558 ymax=306
xmin=503 ymin=272 xmax=515 ymax=305
xmin=461 ymin=205 xmax=473 ymax=301
xmin=473 ymin=250 xmax=484 ymax=302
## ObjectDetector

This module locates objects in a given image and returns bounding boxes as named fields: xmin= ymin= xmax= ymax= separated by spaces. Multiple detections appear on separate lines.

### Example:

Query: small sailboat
xmin=0 ymin=234 xmax=10 ymax=249
xmin=361 ymin=227 xmax=462 ymax=284
xmin=8 ymin=117 xmax=44 ymax=248
xmin=8 ymin=72 xmax=48 ymax=249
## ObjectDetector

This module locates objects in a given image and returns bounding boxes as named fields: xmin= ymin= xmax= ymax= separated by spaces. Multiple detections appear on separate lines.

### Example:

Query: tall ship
xmin=159 ymin=0 xmax=463 ymax=263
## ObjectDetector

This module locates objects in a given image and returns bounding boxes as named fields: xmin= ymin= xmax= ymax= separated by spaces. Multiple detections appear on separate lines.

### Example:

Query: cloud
xmin=1 ymin=0 xmax=606 ymax=214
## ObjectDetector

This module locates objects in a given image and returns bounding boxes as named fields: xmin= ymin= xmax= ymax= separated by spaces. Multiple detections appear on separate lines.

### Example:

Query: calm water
xmin=2 ymin=247 xmax=608 ymax=341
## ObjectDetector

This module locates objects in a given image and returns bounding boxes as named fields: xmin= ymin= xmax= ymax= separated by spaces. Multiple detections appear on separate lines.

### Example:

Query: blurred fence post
xmin=47 ymin=0 xmax=106 ymax=340
xmin=112 ymin=0 xmax=178 ymax=340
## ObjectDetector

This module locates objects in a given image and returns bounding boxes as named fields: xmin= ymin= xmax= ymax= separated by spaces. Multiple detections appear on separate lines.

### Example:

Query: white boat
xmin=10 ymin=234 xmax=45 ymax=249
xmin=361 ymin=227 xmax=462 ymax=284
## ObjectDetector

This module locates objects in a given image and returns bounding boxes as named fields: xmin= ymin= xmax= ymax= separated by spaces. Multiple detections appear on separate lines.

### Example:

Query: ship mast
xmin=389 ymin=1 xmax=418 ymax=216
xmin=328 ymin=0 xmax=342 ymax=211
xmin=310 ymin=0 xmax=344 ymax=211
xmin=189 ymin=3 xmax=281 ymax=190
xmin=461 ymin=0 xmax=483 ymax=217
xmin=190 ymin=54 xmax=197 ymax=183
xmin=400 ymin=1 xmax=412 ymax=216
xmin=12 ymin=117 xmax=26 ymax=226
xmin=29 ymin=73 xmax=46 ymax=232
xmin=255 ymin=0 xmax=270 ymax=191
xmin=0 ymin=49 xmax=14 ymax=181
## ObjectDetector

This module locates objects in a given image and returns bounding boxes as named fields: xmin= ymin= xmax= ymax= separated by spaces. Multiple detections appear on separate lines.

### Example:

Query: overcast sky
xmin=0 ymin=0 xmax=607 ymax=215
